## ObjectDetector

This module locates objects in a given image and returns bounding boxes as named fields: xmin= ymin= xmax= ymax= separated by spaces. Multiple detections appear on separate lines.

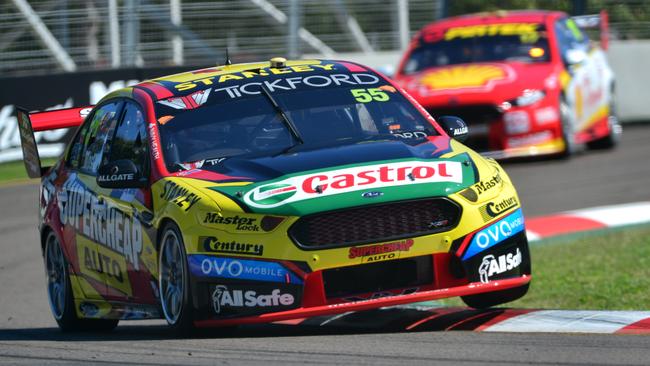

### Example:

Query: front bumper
xmin=194 ymin=275 xmax=530 ymax=327
xmin=189 ymin=226 xmax=531 ymax=327
xmin=427 ymin=100 xmax=566 ymax=159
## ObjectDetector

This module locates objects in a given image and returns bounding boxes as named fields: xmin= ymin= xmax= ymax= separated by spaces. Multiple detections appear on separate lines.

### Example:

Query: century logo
xmin=244 ymin=160 xmax=463 ymax=208
xmin=201 ymin=236 xmax=264 ymax=256
xmin=479 ymin=196 xmax=518 ymax=221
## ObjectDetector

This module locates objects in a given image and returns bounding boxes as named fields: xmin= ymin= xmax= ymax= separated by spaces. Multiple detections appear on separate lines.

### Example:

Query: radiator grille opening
xmin=289 ymin=198 xmax=460 ymax=249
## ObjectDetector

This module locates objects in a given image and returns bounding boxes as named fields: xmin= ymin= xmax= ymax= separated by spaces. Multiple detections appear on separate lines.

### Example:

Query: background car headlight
xmin=514 ymin=89 xmax=546 ymax=106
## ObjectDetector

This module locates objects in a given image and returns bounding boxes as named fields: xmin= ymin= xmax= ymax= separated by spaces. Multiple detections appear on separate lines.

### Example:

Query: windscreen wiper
xmin=258 ymin=84 xmax=304 ymax=145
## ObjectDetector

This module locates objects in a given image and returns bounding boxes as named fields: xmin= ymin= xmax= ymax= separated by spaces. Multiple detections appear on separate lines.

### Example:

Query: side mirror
xmin=97 ymin=160 xmax=147 ymax=189
xmin=437 ymin=115 xmax=469 ymax=143
xmin=565 ymin=49 xmax=587 ymax=65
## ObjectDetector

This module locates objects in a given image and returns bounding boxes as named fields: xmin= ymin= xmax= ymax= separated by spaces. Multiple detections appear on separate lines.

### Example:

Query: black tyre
xmin=587 ymin=93 xmax=621 ymax=150
xmin=461 ymin=283 xmax=529 ymax=309
xmin=44 ymin=231 xmax=118 ymax=332
xmin=559 ymin=101 xmax=577 ymax=158
xmin=158 ymin=222 xmax=195 ymax=335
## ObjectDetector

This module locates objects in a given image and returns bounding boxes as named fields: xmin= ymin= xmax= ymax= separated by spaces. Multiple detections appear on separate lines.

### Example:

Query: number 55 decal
xmin=351 ymin=88 xmax=390 ymax=103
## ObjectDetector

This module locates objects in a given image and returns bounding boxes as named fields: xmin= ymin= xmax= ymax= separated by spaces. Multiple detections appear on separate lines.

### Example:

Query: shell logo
xmin=421 ymin=65 xmax=508 ymax=90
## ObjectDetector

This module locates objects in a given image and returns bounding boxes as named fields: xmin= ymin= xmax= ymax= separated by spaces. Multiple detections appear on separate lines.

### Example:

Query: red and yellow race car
xmin=18 ymin=58 xmax=530 ymax=334
xmin=394 ymin=10 xmax=621 ymax=158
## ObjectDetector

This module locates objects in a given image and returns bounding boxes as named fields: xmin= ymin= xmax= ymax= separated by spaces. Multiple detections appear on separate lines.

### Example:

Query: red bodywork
xmin=394 ymin=11 xmax=612 ymax=158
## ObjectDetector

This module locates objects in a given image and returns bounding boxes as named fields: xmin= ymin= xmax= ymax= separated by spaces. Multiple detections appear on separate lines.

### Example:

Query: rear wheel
xmin=587 ymin=94 xmax=621 ymax=150
xmin=159 ymin=223 xmax=195 ymax=335
xmin=44 ymin=232 xmax=118 ymax=332
xmin=461 ymin=283 xmax=529 ymax=309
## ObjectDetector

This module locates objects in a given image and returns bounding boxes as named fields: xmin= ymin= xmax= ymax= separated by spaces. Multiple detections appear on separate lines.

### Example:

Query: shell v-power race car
xmin=18 ymin=57 xmax=530 ymax=334
xmin=394 ymin=10 xmax=621 ymax=159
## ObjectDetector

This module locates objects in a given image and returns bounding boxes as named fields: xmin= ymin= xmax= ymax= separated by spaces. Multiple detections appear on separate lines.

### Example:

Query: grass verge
xmin=0 ymin=158 xmax=57 ymax=185
xmin=440 ymin=224 xmax=650 ymax=310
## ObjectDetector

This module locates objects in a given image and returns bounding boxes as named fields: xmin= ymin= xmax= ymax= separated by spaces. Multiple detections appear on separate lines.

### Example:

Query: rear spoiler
xmin=16 ymin=106 xmax=92 ymax=178
xmin=572 ymin=10 xmax=609 ymax=50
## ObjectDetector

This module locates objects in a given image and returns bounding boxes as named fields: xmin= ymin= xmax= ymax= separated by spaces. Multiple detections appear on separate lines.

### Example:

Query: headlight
xmin=514 ymin=89 xmax=546 ymax=106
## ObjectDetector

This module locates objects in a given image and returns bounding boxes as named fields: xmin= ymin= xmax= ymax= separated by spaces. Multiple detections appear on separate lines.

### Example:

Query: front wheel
xmin=158 ymin=222 xmax=194 ymax=335
xmin=461 ymin=283 xmax=529 ymax=309
xmin=44 ymin=231 xmax=118 ymax=332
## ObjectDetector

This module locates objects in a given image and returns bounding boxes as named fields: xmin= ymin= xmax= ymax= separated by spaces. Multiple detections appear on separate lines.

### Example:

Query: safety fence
xmin=3 ymin=0 xmax=650 ymax=77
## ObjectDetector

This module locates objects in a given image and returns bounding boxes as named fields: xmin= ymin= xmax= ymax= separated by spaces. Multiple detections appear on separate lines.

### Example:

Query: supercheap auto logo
xmin=243 ymin=161 xmax=463 ymax=208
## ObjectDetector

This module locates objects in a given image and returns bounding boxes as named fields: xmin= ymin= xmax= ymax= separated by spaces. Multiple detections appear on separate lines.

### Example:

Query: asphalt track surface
xmin=0 ymin=124 xmax=649 ymax=365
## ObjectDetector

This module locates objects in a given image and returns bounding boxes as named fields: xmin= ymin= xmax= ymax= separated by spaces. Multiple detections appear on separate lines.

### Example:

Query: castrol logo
xmin=244 ymin=160 xmax=463 ymax=208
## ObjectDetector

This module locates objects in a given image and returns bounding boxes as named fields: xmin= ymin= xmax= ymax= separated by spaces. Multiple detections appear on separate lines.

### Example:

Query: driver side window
xmin=76 ymin=101 xmax=121 ymax=175
xmin=555 ymin=18 xmax=590 ymax=58
xmin=107 ymin=102 xmax=149 ymax=176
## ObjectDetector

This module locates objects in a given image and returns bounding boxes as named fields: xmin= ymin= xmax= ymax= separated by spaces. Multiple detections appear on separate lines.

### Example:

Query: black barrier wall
xmin=0 ymin=66 xmax=199 ymax=163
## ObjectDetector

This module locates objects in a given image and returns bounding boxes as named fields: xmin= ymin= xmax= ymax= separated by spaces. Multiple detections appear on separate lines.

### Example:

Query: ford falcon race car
xmin=394 ymin=10 xmax=621 ymax=158
xmin=18 ymin=58 xmax=530 ymax=334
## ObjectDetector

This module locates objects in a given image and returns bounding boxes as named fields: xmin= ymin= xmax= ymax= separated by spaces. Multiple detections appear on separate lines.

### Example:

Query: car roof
xmin=420 ymin=10 xmax=567 ymax=33
xmin=116 ymin=59 xmax=373 ymax=102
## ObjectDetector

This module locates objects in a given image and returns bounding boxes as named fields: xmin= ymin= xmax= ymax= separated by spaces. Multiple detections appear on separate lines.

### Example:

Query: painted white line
xmin=483 ymin=310 xmax=650 ymax=333
xmin=565 ymin=201 xmax=650 ymax=228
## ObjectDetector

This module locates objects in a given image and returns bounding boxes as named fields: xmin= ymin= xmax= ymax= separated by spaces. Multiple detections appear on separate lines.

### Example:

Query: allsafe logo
xmin=478 ymin=247 xmax=522 ymax=283
xmin=211 ymin=285 xmax=295 ymax=314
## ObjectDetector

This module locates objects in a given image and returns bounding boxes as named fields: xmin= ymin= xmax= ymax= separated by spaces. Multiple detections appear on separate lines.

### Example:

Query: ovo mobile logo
xmin=243 ymin=161 xmax=463 ymax=208
xmin=462 ymin=209 xmax=525 ymax=260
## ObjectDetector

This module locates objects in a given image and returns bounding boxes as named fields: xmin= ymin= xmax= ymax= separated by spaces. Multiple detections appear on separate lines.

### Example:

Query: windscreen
xmin=402 ymin=22 xmax=550 ymax=74
xmin=155 ymin=72 xmax=438 ymax=172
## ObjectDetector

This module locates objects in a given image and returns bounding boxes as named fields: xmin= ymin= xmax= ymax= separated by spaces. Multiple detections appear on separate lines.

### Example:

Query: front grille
xmin=428 ymin=105 xmax=502 ymax=152
xmin=289 ymin=198 xmax=460 ymax=249
xmin=323 ymin=255 xmax=433 ymax=298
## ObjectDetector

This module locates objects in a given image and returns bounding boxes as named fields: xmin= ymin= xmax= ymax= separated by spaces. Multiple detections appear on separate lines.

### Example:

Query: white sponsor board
xmin=0 ymin=80 xmax=138 ymax=164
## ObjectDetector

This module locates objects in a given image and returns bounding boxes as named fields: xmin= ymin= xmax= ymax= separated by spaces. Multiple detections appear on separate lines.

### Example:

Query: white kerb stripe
xmin=565 ymin=202 xmax=650 ymax=227
xmin=483 ymin=310 xmax=650 ymax=333
xmin=526 ymin=230 xmax=541 ymax=242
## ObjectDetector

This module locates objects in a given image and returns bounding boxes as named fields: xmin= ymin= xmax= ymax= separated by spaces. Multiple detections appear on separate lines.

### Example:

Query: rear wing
xmin=572 ymin=10 xmax=609 ymax=50
xmin=16 ymin=106 xmax=92 ymax=178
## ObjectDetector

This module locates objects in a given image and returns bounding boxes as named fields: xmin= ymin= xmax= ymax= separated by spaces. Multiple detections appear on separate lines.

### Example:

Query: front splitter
xmin=194 ymin=275 xmax=531 ymax=327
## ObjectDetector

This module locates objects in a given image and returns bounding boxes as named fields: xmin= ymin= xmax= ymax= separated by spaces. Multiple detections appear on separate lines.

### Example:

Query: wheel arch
xmin=40 ymin=224 xmax=62 ymax=257
xmin=156 ymin=217 xmax=179 ymax=251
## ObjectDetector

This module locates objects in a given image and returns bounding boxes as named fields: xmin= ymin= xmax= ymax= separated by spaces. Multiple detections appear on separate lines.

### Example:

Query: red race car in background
xmin=394 ymin=10 xmax=621 ymax=159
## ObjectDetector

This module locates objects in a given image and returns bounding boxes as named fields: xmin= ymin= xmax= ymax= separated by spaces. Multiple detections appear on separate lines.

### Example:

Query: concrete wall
xmin=608 ymin=40 xmax=650 ymax=122
xmin=313 ymin=40 xmax=649 ymax=123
